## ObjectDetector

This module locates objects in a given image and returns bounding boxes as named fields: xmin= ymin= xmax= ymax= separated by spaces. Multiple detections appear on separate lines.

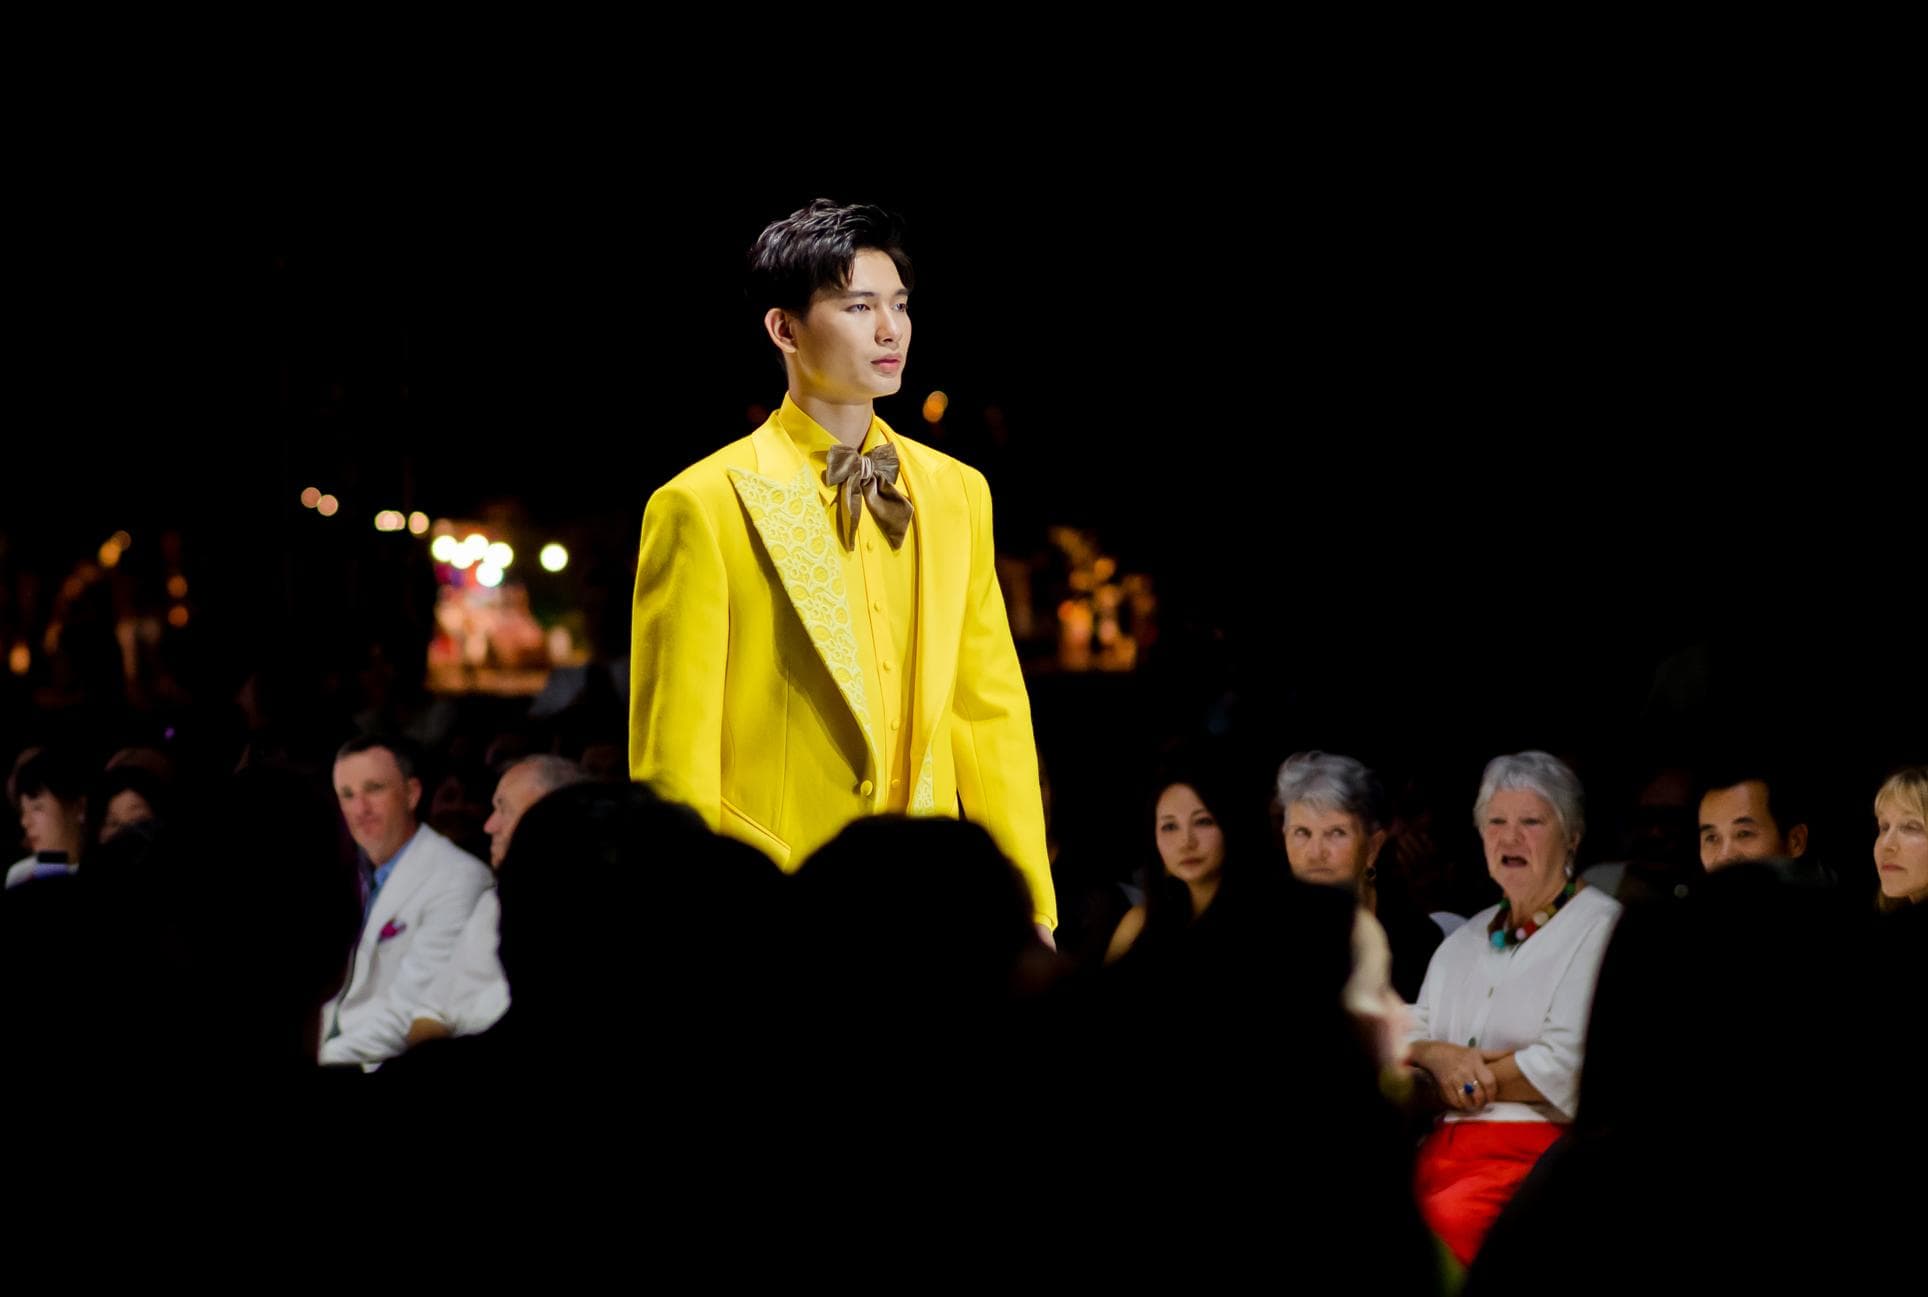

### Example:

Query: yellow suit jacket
xmin=629 ymin=410 xmax=1057 ymax=928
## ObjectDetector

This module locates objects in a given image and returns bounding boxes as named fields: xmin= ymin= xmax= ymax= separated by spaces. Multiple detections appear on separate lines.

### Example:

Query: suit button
xmin=859 ymin=780 xmax=874 ymax=797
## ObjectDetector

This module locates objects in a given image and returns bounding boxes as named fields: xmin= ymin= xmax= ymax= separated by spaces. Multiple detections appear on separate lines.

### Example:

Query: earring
xmin=1363 ymin=864 xmax=1378 ymax=884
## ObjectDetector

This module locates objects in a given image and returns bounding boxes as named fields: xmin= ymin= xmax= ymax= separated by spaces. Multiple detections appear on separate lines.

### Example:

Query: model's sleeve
xmin=949 ymin=468 xmax=1057 ymax=929
xmin=629 ymin=481 xmax=728 ymax=831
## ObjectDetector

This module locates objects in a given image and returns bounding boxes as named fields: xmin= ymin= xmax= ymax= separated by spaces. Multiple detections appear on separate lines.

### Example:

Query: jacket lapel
xmin=728 ymin=420 xmax=882 ymax=777
xmin=352 ymin=826 xmax=436 ymax=990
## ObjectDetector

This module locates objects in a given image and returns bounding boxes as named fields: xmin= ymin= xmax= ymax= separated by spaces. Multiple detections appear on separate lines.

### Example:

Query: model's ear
xmin=764 ymin=307 xmax=801 ymax=356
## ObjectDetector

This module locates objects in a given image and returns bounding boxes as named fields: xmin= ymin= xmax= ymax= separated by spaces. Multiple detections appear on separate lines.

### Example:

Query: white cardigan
xmin=1407 ymin=885 xmax=1622 ymax=1122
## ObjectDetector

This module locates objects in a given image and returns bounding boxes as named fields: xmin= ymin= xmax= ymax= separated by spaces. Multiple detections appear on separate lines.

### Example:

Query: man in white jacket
xmin=321 ymin=734 xmax=490 ymax=1068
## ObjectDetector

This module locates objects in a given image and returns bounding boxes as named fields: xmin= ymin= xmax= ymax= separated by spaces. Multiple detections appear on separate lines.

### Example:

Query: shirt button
xmin=1488 ymin=987 xmax=1495 ymax=998
xmin=881 ymin=661 xmax=891 ymax=673
xmin=873 ymin=601 xmax=885 ymax=613
xmin=891 ymin=778 xmax=902 ymax=789
xmin=865 ymin=540 xmax=875 ymax=553
xmin=890 ymin=719 xmax=901 ymax=732
xmin=859 ymin=780 xmax=874 ymax=797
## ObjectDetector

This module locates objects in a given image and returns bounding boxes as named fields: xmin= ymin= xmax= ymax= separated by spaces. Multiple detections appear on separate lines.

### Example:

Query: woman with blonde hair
xmin=1873 ymin=765 xmax=1928 ymax=910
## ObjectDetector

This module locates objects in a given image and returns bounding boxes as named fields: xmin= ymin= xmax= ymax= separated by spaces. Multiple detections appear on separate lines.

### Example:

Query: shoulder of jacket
xmin=649 ymin=435 xmax=761 ymax=510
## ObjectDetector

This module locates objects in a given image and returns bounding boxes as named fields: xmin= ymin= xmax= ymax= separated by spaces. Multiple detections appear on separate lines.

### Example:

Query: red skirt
xmin=1413 ymin=1120 xmax=1563 ymax=1265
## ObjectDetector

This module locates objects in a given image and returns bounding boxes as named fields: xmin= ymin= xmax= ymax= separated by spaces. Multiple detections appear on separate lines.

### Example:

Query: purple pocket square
xmin=378 ymin=918 xmax=408 ymax=942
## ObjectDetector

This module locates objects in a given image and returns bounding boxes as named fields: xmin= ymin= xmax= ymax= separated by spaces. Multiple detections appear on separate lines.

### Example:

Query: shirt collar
xmin=776 ymin=393 xmax=895 ymax=504
xmin=365 ymin=822 xmax=423 ymax=890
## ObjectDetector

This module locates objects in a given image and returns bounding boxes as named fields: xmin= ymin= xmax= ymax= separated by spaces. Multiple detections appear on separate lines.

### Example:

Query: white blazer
xmin=319 ymin=823 xmax=491 ymax=1067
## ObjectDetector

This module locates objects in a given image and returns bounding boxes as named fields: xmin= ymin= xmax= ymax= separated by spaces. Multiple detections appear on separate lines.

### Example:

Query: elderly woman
xmin=1276 ymin=750 xmax=1443 ymax=1002
xmin=1404 ymin=751 xmax=1622 ymax=1265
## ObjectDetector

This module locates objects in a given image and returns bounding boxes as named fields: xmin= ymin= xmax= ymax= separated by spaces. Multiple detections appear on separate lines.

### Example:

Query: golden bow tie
xmin=823 ymin=443 xmax=914 ymax=550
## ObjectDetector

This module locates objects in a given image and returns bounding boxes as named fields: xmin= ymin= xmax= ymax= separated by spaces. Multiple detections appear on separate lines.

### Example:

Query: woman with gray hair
xmin=1402 ymin=750 xmax=1622 ymax=1266
xmin=1276 ymin=751 xmax=1442 ymax=1001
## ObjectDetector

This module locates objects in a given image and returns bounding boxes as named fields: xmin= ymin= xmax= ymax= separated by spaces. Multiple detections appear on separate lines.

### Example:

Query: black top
xmin=1377 ymin=890 xmax=1446 ymax=1004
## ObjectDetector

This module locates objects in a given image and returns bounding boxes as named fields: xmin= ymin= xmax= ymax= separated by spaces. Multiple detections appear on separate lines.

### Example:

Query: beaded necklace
xmin=1488 ymin=879 xmax=1578 ymax=950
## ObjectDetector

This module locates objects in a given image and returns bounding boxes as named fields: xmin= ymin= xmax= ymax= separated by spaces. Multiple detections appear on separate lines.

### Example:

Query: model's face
xmin=779 ymin=249 xmax=911 ymax=405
